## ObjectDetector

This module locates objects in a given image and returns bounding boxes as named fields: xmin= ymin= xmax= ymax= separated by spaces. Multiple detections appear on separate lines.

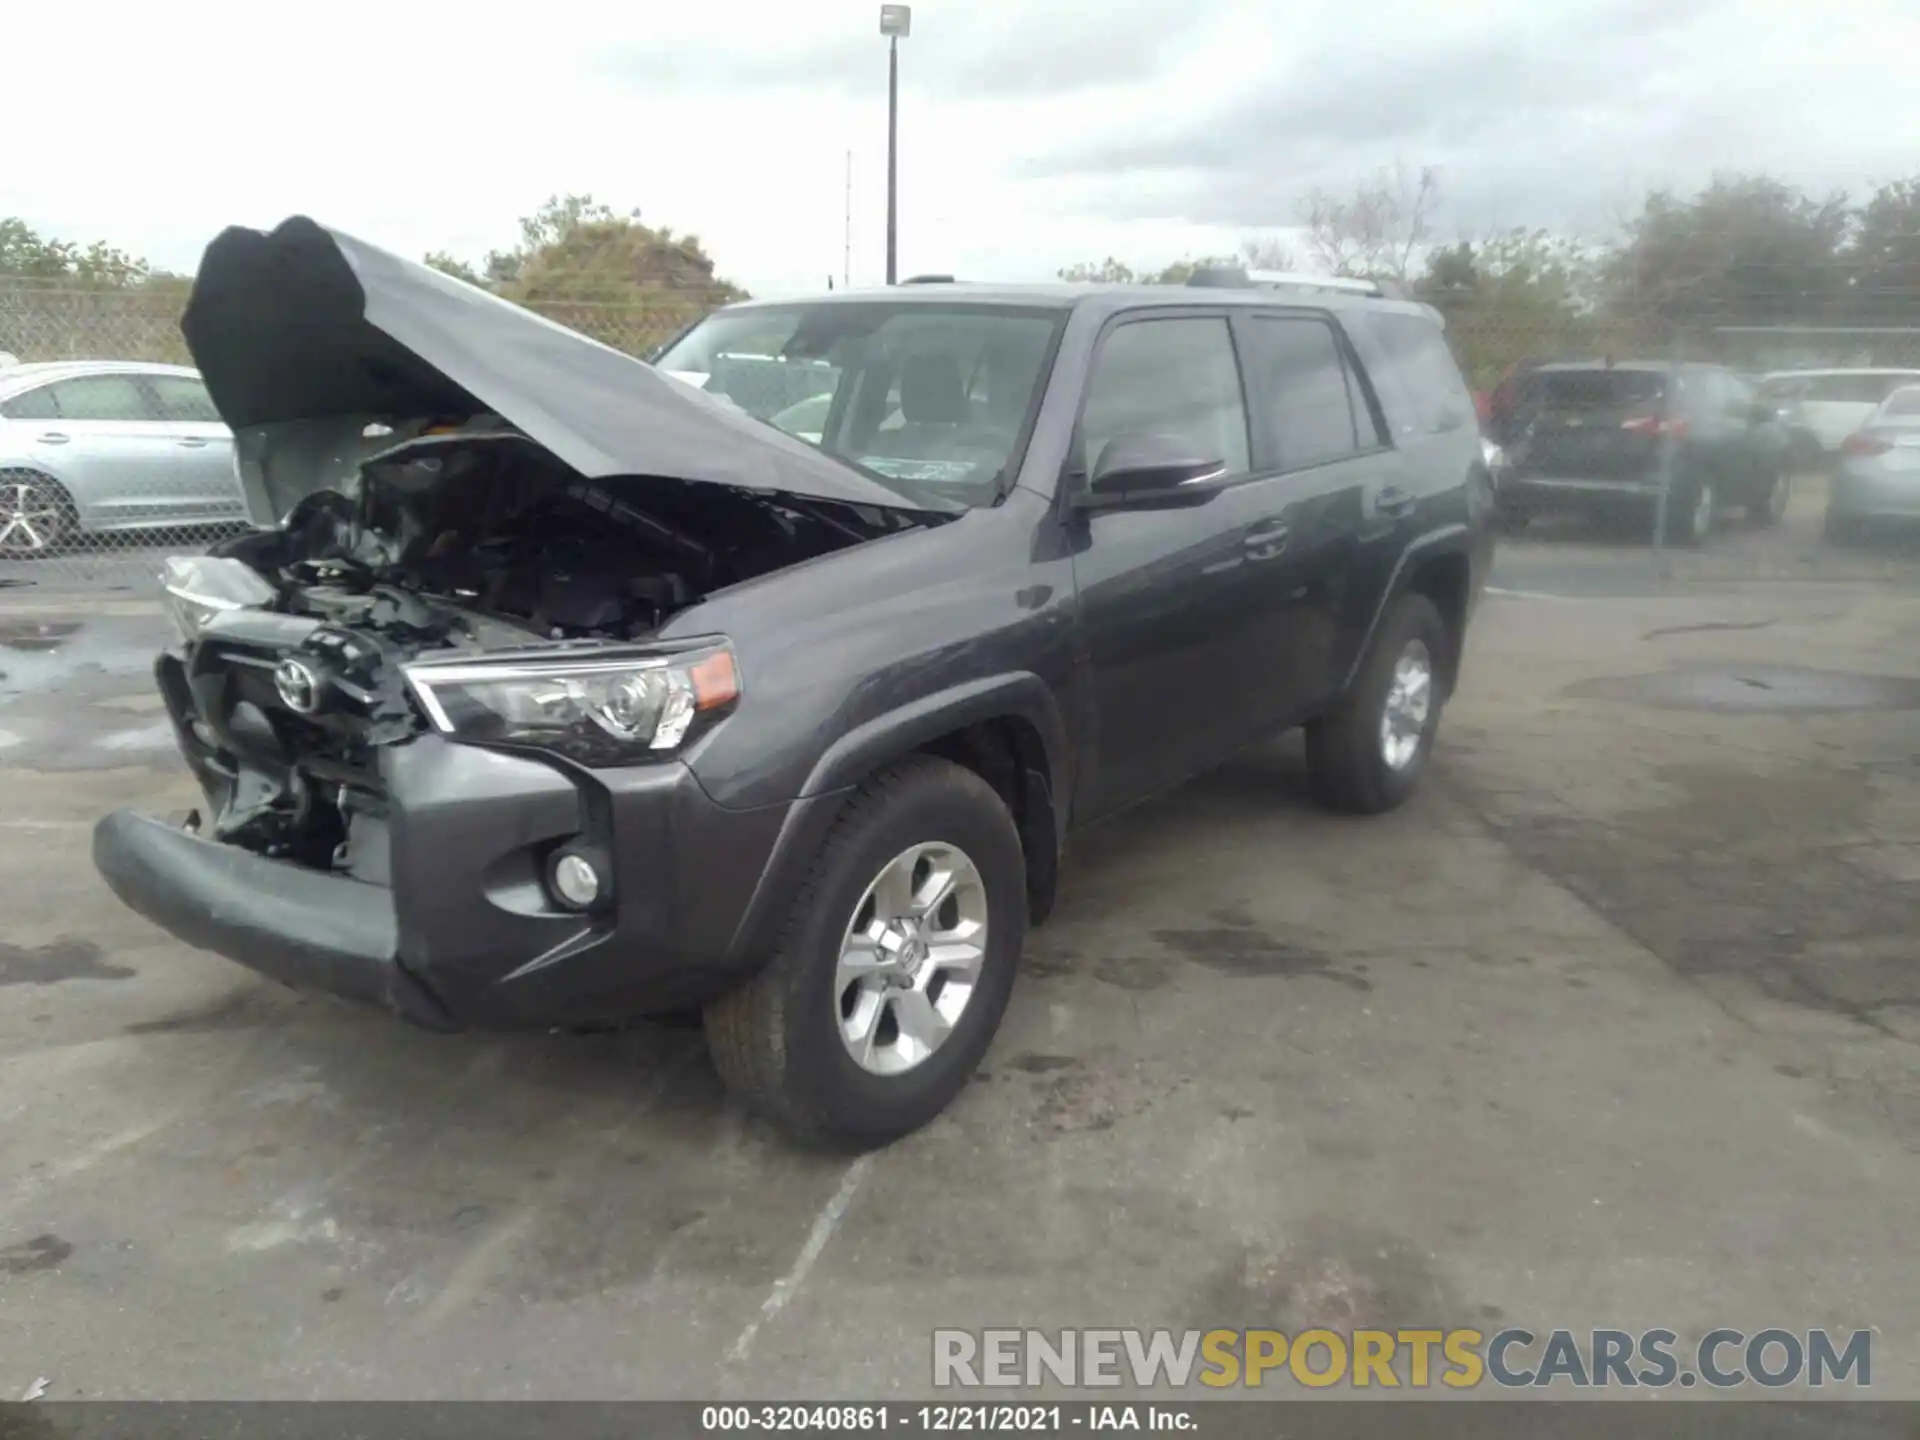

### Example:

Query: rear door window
xmin=1240 ymin=315 xmax=1364 ymax=471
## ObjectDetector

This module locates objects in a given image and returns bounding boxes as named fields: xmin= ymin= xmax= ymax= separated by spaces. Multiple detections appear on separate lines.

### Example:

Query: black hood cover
xmin=181 ymin=216 xmax=937 ymax=513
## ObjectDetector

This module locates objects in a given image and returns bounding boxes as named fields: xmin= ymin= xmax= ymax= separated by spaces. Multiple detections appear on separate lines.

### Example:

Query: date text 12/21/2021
xmin=701 ymin=1405 xmax=1195 ymax=1431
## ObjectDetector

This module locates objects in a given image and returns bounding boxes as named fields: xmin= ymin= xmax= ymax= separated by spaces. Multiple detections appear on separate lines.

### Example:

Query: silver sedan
xmin=0 ymin=359 xmax=248 ymax=556
xmin=1826 ymin=383 xmax=1920 ymax=544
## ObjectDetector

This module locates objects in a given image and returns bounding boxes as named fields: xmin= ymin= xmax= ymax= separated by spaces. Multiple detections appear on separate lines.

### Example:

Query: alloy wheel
xmin=1766 ymin=472 xmax=1791 ymax=523
xmin=834 ymin=841 xmax=989 ymax=1077
xmin=0 ymin=480 xmax=68 ymax=555
xmin=1688 ymin=481 xmax=1716 ymax=543
xmin=1380 ymin=639 xmax=1433 ymax=771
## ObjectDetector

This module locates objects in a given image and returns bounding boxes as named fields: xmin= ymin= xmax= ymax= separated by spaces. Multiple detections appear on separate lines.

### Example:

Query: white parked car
xmin=1826 ymin=384 xmax=1920 ymax=542
xmin=0 ymin=360 xmax=248 ymax=556
xmin=1758 ymin=368 xmax=1920 ymax=456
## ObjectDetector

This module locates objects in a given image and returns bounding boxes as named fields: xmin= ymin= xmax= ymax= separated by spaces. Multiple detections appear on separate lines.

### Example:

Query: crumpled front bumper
xmin=94 ymin=731 xmax=825 ymax=1031
xmin=92 ymin=809 xmax=456 ymax=1030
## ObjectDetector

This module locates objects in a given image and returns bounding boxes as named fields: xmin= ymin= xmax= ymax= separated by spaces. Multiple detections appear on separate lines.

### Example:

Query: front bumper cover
xmin=93 ymin=809 xmax=455 ymax=1030
xmin=96 ymin=732 xmax=831 ymax=1030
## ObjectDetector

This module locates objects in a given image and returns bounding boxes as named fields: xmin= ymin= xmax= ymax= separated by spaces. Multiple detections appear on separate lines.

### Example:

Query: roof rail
xmin=902 ymin=273 xmax=957 ymax=285
xmin=1186 ymin=265 xmax=1393 ymax=298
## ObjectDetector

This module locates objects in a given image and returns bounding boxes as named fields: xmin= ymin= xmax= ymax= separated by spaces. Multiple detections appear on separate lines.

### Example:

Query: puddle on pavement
xmin=0 ymin=620 xmax=82 ymax=653
xmin=0 ymin=617 xmax=157 ymax=701
xmin=1567 ymin=665 xmax=1920 ymax=714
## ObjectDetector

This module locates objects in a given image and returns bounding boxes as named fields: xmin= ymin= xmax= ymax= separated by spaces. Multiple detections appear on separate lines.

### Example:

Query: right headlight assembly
xmin=402 ymin=642 xmax=740 ymax=767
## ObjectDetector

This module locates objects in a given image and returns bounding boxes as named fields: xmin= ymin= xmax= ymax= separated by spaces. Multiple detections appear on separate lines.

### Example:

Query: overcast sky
xmin=7 ymin=0 xmax=1915 ymax=297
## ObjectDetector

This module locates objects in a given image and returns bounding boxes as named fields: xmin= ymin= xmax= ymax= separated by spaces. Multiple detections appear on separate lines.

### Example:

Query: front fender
xmin=801 ymin=670 xmax=1070 ymax=803
xmin=722 ymin=672 xmax=1072 ymax=963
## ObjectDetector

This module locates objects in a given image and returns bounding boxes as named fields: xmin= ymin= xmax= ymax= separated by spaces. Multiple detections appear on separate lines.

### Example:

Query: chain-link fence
xmin=0 ymin=276 xmax=725 ymax=589
xmin=6 ymin=265 xmax=1920 ymax=593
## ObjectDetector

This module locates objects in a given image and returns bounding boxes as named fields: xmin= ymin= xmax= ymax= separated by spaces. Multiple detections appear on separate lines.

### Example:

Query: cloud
xmin=593 ymin=3 xmax=1225 ymax=101
xmin=1014 ymin=0 xmax=1920 ymax=239
xmin=2 ymin=0 xmax=1915 ymax=299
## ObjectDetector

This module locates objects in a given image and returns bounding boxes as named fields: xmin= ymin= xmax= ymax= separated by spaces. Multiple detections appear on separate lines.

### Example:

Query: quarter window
xmin=0 ymin=385 xmax=60 ymax=421
xmin=1357 ymin=313 xmax=1474 ymax=438
xmin=146 ymin=375 xmax=222 ymax=423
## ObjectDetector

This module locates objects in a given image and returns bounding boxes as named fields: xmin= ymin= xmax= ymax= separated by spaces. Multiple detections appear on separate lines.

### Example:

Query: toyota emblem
xmin=274 ymin=658 xmax=320 ymax=714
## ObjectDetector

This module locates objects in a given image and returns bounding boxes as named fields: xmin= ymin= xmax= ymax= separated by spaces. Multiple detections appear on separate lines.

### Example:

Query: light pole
xmin=879 ymin=5 xmax=911 ymax=285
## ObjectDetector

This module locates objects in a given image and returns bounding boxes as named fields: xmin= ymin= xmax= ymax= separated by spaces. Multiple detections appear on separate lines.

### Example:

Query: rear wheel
xmin=0 ymin=471 xmax=79 ymax=558
xmin=1673 ymin=474 xmax=1716 ymax=548
xmin=1748 ymin=468 xmax=1790 ymax=529
xmin=1306 ymin=593 xmax=1448 ymax=815
xmin=1825 ymin=508 xmax=1861 ymax=546
xmin=704 ymin=756 xmax=1026 ymax=1149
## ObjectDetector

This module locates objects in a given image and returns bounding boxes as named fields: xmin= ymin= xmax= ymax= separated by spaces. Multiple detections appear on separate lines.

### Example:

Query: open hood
xmin=182 ymin=216 xmax=941 ymax=520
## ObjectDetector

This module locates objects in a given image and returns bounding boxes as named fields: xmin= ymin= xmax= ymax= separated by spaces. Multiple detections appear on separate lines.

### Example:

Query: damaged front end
xmin=98 ymin=212 xmax=953 ymax=1029
xmin=155 ymin=423 xmax=912 ymax=873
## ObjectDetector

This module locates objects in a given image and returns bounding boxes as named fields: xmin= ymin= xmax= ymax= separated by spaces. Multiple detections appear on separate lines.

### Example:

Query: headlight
xmin=160 ymin=555 xmax=276 ymax=644
xmin=402 ymin=643 xmax=740 ymax=767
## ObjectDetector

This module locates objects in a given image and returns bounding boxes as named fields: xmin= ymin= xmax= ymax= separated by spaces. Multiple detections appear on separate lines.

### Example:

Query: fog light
xmin=550 ymin=853 xmax=602 ymax=909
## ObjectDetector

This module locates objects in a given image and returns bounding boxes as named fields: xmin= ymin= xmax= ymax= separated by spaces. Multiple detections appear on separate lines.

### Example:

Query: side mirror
xmin=1074 ymin=432 xmax=1229 ymax=511
xmin=1748 ymin=400 xmax=1779 ymax=425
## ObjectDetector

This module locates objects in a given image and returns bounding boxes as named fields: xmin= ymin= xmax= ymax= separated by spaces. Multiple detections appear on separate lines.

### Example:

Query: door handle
xmin=1373 ymin=485 xmax=1416 ymax=517
xmin=176 ymin=438 xmax=210 ymax=448
xmin=1244 ymin=519 xmax=1290 ymax=559
xmin=36 ymin=432 xmax=70 ymax=445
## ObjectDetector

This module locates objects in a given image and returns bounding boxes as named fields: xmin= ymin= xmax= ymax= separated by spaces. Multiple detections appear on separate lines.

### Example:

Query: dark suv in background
xmin=95 ymin=218 xmax=1494 ymax=1148
xmin=1494 ymin=361 xmax=1792 ymax=544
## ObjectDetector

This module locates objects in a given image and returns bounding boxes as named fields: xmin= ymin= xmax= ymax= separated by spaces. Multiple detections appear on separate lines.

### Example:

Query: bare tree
xmin=1239 ymin=235 xmax=1303 ymax=272
xmin=1299 ymin=162 xmax=1441 ymax=282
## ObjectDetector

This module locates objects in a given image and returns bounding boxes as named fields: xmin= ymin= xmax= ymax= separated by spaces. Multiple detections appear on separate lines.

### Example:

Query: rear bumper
xmin=1828 ymin=471 xmax=1920 ymax=520
xmin=96 ymin=731 xmax=838 ymax=1030
xmin=1503 ymin=475 xmax=1663 ymax=508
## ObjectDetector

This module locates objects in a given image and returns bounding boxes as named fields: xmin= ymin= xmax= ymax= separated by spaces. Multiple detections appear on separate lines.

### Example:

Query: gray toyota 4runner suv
xmin=94 ymin=220 xmax=1495 ymax=1148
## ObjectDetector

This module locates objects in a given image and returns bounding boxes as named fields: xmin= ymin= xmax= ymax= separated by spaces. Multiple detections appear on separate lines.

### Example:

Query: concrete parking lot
xmin=4 ymin=483 xmax=1920 ymax=1401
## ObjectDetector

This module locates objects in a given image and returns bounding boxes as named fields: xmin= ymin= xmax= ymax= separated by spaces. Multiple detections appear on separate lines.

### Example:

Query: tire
xmin=1306 ymin=593 xmax=1448 ymax=815
xmin=1825 ymin=508 xmax=1860 ymax=547
xmin=0 ymin=470 xmax=79 ymax=558
xmin=1747 ymin=468 xmax=1790 ymax=529
xmin=1673 ymin=474 xmax=1715 ymax=548
xmin=704 ymin=755 xmax=1026 ymax=1149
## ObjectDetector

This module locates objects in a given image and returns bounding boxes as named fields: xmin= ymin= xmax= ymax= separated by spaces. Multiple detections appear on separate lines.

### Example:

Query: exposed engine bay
xmin=162 ymin=426 xmax=934 ymax=870
xmin=223 ymin=427 xmax=922 ymax=646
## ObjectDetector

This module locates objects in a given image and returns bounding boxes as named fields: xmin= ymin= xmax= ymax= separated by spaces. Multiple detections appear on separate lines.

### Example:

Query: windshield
xmin=654 ymin=302 xmax=1064 ymax=508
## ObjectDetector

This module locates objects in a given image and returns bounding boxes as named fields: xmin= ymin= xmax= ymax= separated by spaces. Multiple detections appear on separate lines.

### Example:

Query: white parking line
xmin=1486 ymin=586 xmax=1571 ymax=602
xmin=726 ymin=1154 xmax=874 ymax=1364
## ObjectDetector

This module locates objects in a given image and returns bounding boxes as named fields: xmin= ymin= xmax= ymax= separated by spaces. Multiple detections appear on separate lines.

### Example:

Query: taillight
xmin=1621 ymin=414 xmax=1689 ymax=440
xmin=1841 ymin=432 xmax=1892 ymax=458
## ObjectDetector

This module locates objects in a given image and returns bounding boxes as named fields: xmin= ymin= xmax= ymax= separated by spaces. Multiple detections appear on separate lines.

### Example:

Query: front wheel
xmin=704 ymin=756 xmax=1026 ymax=1149
xmin=1306 ymin=593 xmax=1448 ymax=814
